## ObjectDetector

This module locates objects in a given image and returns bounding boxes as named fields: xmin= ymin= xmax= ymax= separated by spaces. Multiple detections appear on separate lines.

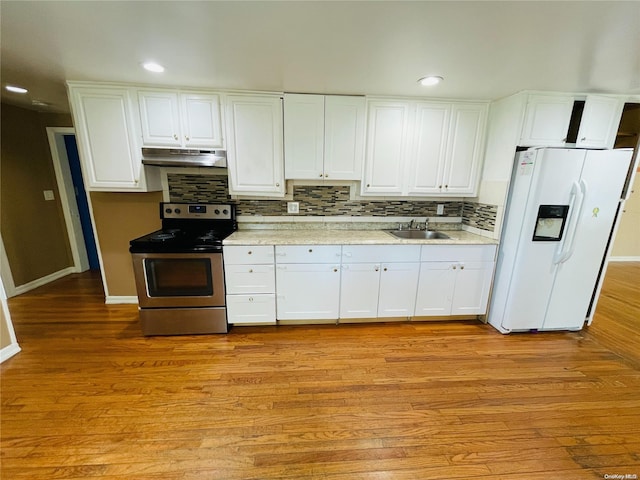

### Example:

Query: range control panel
xmin=160 ymin=203 xmax=235 ymax=220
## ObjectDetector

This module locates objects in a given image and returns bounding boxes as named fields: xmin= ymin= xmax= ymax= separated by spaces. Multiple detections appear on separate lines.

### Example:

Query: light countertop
xmin=223 ymin=229 xmax=498 ymax=246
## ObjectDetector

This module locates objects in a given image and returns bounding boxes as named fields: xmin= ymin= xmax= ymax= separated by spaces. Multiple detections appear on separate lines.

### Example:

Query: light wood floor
xmin=2 ymin=268 xmax=640 ymax=479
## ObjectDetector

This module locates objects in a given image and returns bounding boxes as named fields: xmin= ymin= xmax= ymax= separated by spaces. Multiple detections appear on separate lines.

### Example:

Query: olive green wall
xmin=1 ymin=103 xmax=74 ymax=286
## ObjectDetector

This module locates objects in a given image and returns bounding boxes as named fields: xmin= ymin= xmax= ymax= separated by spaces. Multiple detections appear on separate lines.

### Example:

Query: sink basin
xmin=385 ymin=229 xmax=450 ymax=240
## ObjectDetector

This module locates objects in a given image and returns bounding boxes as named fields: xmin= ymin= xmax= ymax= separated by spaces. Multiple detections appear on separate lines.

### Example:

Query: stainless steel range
xmin=129 ymin=203 xmax=237 ymax=335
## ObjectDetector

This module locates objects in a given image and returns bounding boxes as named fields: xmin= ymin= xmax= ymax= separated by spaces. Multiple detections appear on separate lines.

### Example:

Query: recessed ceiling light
xmin=5 ymin=85 xmax=28 ymax=94
xmin=418 ymin=76 xmax=444 ymax=87
xmin=142 ymin=62 xmax=165 ymax=73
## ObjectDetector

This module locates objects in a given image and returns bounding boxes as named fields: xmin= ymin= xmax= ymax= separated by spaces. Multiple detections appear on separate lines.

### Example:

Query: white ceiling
xmin=2 ymin=1 xmax=640 ymax=113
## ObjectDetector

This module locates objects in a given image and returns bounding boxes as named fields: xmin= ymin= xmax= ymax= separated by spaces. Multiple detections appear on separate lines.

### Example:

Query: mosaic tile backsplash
xmin=167 ymin=173 xmax=496 ymax=232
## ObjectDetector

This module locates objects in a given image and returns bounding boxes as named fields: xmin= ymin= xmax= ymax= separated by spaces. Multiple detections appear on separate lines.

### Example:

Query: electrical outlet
xmin=43 ymin=190 xmax=55 ymax=201
xmin=437 ymin=204 xmax=444 ymax=215
xmin=287 ymin=202 xmax=300 ymax=214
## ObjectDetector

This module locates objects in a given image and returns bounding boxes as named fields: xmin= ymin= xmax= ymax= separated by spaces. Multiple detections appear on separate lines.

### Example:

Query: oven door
xmin=131 ymin=253 xmax=225 ymax=308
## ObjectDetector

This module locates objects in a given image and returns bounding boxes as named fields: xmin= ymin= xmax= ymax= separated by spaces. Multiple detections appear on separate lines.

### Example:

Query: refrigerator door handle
xmin=555 ymin=179 xmax=587 ymax=264
xmin=553 ymin=181 xmax=582 ymax=264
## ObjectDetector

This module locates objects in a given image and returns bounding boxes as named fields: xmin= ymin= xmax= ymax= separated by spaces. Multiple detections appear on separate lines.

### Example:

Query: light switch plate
xmin=43 ymin=190 xmax=55 ymax=201
xmin=437 ymin=204 xmax=444 ymax=215
xmin=287 ymin=202 xmax=300 ymax=214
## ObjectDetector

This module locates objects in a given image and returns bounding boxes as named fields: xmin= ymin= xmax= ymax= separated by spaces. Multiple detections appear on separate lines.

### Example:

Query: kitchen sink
xmin=385 ymin=229 xmax=450 ymax=240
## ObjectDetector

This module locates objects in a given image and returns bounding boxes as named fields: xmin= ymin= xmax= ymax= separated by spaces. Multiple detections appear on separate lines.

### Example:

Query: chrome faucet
xmin=424 ymin=218 xmax=429 ymax=231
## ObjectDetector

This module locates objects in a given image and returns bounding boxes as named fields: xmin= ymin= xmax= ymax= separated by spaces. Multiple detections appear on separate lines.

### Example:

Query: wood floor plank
xmin=2 ymin=268 xmax=640 ymax=478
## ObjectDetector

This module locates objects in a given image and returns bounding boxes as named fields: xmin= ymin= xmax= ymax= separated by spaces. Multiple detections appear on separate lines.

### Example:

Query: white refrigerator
xmin=488 ymin=147 xmax=634 ymax=333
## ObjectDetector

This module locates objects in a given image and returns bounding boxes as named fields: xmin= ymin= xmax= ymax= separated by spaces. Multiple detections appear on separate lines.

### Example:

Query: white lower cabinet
xmin=340 ymin=245 xmax=421 ymax=319
xmin=378 ymin=262 xmax=420 ymax=317
xmin=415 ymin=245 xmax=497 ymax=317
xmin=227 ymin=242 xmax=496 ymax=323
xmin=340 ymin=263 xmax=381 ymax=318
xmin=275 ymin=245 xmax=341 ymax=321
xmin=224 ymin=246 xmax=276 ymax=325
xmin=276 ymin=263 xmax=341 ymax=320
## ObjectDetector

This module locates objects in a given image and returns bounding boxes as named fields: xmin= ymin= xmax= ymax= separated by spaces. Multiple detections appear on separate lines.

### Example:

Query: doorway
xmin=47 ymin=127 xmax=99 ymax=272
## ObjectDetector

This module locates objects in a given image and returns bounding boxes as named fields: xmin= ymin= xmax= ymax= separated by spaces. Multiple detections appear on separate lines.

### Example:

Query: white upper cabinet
xmin=520 ymin=93 xmax=624 ymax=149
xmin=408 ymin=102 xmax=487 ymax=195
xmin=138 ymin=89 xmax=223 ymax=149
xmin=575 ymin=95 xmax=624 ymax=149
xmin=406 ymin=103 xmax=450 ymax=194
xmin=67 ymin=83 xmax=161 ymax=192
xmin=363 ymin=99 xmax=487 ymax=197
xmin=442 ymin=104 xmax=487 ymax=195
xmin=284 ymin=94 xmax=325 ymax=179
xmin=225 ymin=94 xmax=285 ymax=197
xmin=284 ymin=94 xmax=365 ymax=180
xmin=520 ymin=94 xmax=574 ymax=147
xmin=362 ymin=100 xmax=412 ymax=195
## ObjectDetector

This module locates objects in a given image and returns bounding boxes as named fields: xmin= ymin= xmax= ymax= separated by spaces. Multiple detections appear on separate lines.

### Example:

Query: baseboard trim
xmin=609 ymin=256 xmax=640 ymax=262
xmin=11 ymin=267 xmax=75 ymax=297
xmin=105 ymin=296 xmax=139 ymax=305
xmin=0 ymin=343 xmax=21 ymax=363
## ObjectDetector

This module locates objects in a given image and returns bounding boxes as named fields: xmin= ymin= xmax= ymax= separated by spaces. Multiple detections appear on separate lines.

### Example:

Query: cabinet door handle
xmin=452 ymin=265 xmax=457 ymax=270
xmin=333 ymin=268 xmax=338 ymax=272
xmin=366 ymin=184 xmax=370 ymax=187
xmin=375 ymin=266 xmax=379 ymax=272
xmin=308 ymin=249 xmax=313 ymax=253
xmin=248 ymin=250 xmax=252 ymax=255
xmin=581 ymin=137 xmax=587 ymax=142
xmin=276 ymin=183 xmax=280 ymax=187
xmin=185 ymin=135 xmax=190 ymax=141
xmin=383 ymin=267 xmax=388 ymax=272
xmin=173 ymin=134 xmax=178 ymax=140
xmin=460 ymin=265 xmax=465 ymax=270
xmin=324 ymin=174 xmax=328 ymax=178
xmin=249 ymin=297 xmax=254 ymax=302
xmin=249 ymin=269 xmax=253 ymax=273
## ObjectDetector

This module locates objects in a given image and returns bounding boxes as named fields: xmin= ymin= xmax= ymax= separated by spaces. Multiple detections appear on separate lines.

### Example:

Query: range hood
xmin=141 ymin=148 xmax=227 ymax=168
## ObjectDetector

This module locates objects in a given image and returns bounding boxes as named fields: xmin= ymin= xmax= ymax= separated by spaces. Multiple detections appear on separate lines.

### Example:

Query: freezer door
xmin=493 ymin=148 xmax=585 ymax=332
xmin=542 ymin=149 xmax=632 ymax=330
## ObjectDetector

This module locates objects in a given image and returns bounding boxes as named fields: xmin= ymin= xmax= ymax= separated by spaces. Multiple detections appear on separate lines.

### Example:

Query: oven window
xmin=145 ymin=258 xmax=213 ymax=297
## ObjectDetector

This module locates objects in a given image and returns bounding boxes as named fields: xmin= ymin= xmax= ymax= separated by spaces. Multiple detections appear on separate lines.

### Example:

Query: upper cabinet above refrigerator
xmin=520 ymin=93 xmax=624 ymax=149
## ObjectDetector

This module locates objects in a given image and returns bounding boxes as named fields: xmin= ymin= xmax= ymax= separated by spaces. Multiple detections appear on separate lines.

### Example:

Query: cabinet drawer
xmin=224 ymin=265 xmax=275 ymax=294
xmin=275 ymin=245 xmax=342 ymax=263
xmin=224 ymin=245 xmax=274 ymax=264
xmin=420 ymin=244 xmax=496 ymax=262
xmin=342 ymin=245 xmax=421 ymax=263
xmin=226 ymin=294 xmax=276 ymax=325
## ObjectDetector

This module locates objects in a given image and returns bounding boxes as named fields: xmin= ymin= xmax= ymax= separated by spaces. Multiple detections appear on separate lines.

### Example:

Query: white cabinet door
xmin=407 ymin=102 xmax=450 ymax=194
xmin=520 ymin=94 xmax=574 ymax=147
xmin=324 ymin=95 xmax=366 ymax=180
xmin=138 ymin=90 xmax=182 ymax=146
xmin=68 ymin=84 xmax=160 ymax=192
xmin=224 ymin=264 xmax=275 ymax=295
xmin=442 ymin=103 xmax=487 ymax=195
xmin=378 ymin=262 xmax=420 ymax=317
xmin=225 ymin=95 xmax=285 ymax=197
xmin=362 ymin=100 xmax=411 ymax=195
xmin=576 ymin=95 xmax=624 ymax=149
xmin=415 ymin=263 xmax=456 ymax=316
xmin=450 ymin=262 xmax=494 ymax=315
xmin=284 ymin=94 xmax=365 ymax=181
xmin=276 ymin=264 xmax=341 ymax=320
xmin=181 ymin=93 xmax=224 ymax=148
xmin=139 ymin=90 xmax=223 ymax=148
xmin=227 ymin=294 xmax=276 ymax=325
xmin=284 ymin=93 xmax=325 ymax=179
xmin=340 ymin=263 xmax=381 ymax=318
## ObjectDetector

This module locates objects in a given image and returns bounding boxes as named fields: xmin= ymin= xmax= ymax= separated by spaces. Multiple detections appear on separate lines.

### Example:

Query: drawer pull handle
xmin=248 ymin=251 xmax=252 ymax=255
xmin=249 ymin=269 xmax=253 ymax=273
xmin=249 ymin=297 xmax=254 ymax=302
